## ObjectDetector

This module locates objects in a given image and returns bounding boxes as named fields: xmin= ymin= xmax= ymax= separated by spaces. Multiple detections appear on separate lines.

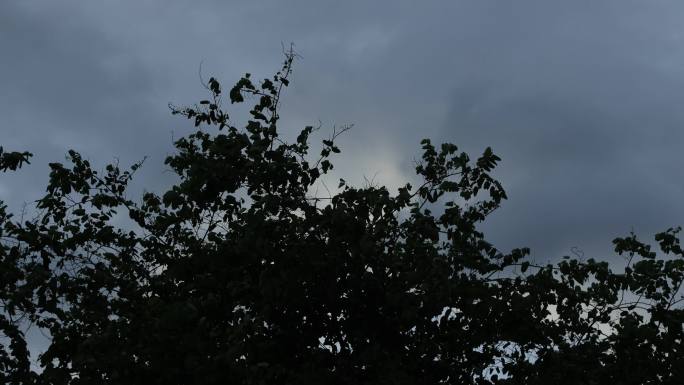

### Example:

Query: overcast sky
xmin=2 ymin=0 xmax=684 ymax=263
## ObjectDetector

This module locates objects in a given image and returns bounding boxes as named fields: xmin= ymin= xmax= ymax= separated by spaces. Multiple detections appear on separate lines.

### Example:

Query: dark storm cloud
xmin=2 ymin=0 xmax=684 ymax=262
xmin=0 ymin=2 xmax=180 ymax=210
xmin=434 ymin=1 xmax=684 ymax=259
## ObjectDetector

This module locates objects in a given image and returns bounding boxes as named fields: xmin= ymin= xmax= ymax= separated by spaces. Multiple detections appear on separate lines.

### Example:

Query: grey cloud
xmin=2 ymin=0 xmax=684 ymax=263
xmin=0 ymin=2 xmax=182 ymax=208
xmin=436 ymin=1 xmax=684 ymax=259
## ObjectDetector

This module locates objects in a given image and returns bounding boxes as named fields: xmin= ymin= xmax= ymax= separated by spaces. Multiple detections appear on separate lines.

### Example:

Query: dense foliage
xmin=1 ymin=53 xmax=683 ymax=384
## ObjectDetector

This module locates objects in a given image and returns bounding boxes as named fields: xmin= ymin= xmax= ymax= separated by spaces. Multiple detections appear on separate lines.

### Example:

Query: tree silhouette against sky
xmin=1 ymin=51 xmax=683 ymax=384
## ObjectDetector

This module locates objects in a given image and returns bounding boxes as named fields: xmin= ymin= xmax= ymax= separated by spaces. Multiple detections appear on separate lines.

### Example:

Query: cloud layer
xmin=2 ymin=0 xmax=684 ymax=262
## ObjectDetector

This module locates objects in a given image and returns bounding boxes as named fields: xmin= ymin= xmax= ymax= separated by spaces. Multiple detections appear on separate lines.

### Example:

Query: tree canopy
xmin=1 ymin=52 xmax=684 ymax=384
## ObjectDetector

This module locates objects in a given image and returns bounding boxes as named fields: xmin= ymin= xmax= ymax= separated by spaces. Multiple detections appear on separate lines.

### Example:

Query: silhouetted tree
xmin=1 ymin=51 xmax=683 ymax=384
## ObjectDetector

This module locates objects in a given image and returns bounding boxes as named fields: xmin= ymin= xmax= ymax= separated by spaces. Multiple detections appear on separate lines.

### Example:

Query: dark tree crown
xmin=1 ymin=51 xmax=683 ymax=385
